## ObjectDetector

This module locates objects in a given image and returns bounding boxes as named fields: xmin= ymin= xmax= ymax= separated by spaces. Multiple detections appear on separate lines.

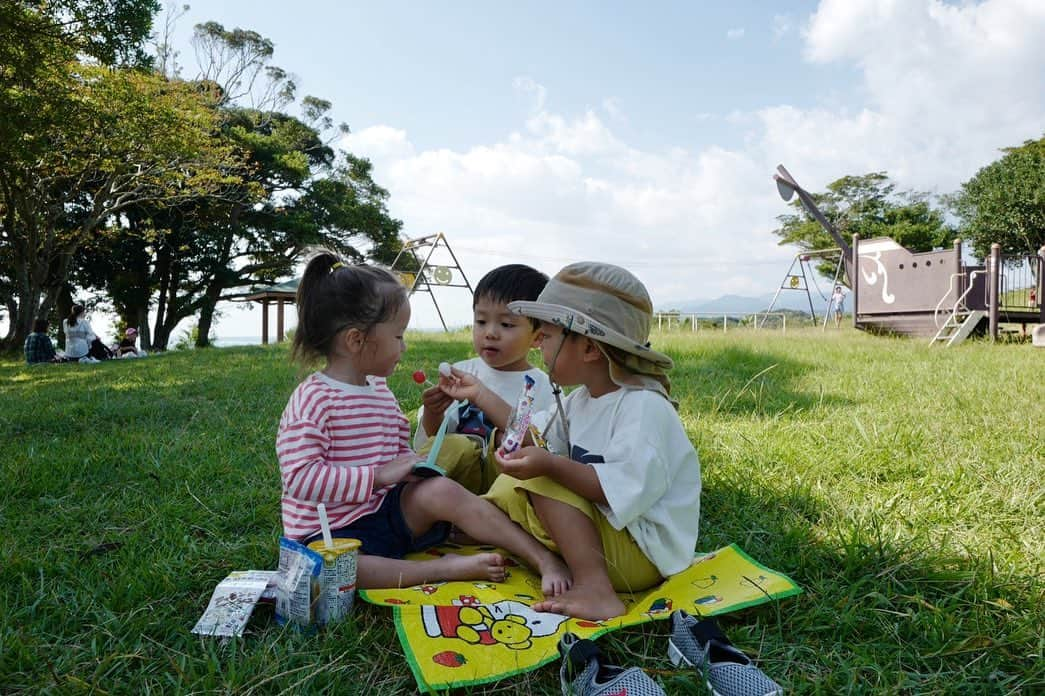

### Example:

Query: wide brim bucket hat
xmin=509 ymin=262 xmax=675 ymax=400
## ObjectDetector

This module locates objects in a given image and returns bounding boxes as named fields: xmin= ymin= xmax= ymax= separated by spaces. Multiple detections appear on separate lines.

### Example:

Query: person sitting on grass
xmin=24 ymin=319 xmax=59 ymax=365
xmin=415 ymin=264 xmax=553 ymax=495
xmin=117 ymin=327 xmax=146 ymax=358
xmin=437 ymin=262 xmax=701 ymax=620
xmin=276 ymin=249 xmax=570 ymax=594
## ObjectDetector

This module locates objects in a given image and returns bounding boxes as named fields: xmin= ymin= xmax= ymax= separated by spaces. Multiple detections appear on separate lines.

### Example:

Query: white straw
xmin=316 ymin=503 xmax=334 ymax=549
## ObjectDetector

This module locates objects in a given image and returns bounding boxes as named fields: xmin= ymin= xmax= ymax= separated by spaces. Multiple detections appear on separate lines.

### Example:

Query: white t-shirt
xmin=414 ymin=357 xmax=554 ymax=449
xmin=63 ymin=319 xmax=96 ymax=359
xmin=534 ymin=386 xmax=701 ymax=577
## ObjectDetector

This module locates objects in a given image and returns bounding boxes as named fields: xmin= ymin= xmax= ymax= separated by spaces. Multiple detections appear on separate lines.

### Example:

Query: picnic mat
xmin=360 ymin=543 xmax=801 ymax=693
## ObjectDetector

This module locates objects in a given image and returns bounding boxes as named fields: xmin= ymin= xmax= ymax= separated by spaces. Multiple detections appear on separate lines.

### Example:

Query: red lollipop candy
xmin=412 ymin=370 xmax=427 ymax=385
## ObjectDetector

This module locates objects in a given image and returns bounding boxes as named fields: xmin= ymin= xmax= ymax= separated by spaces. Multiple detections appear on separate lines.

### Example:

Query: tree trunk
xmin=195 ymin=287 xmax=221 ymax=348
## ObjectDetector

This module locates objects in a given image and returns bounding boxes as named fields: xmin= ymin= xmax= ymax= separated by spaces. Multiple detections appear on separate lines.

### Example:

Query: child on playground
xmin=414 ymin=264 xmax=553 ymax=494
xmin=276 ymin=250 xmax=570 ymax=593
xmin=438 ymin=262 xmax=702 ymax=620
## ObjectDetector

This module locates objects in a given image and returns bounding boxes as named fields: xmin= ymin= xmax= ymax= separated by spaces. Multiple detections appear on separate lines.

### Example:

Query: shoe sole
xmin=668 ymin=639 xmax=783 ymax=696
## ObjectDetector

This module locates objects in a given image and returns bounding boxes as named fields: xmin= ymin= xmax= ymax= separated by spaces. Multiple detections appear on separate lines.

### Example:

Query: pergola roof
xmin=242 ymin=278 xmax=299 ymax=302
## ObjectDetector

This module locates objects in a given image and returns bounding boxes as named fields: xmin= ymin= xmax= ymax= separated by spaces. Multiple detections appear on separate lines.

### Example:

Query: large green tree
xmin=773 ymin=172 xmax=956 ymax=283
xmin=0 ymin=62 xmax=242 ymax=350
xmin=951 ymin=135 xmax=1045 ymax=261
xmin=74 ymin=21 xmax=403 ymax=349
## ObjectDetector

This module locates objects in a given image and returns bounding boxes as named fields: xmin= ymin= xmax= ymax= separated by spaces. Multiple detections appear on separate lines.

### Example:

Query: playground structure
xmin=763 ymin=248 xmax=846 ymax=330
xmin=773 ymin=165 xmax=1045 ymax=345
xmin=390 ymin=233 xmax=473 ymax=332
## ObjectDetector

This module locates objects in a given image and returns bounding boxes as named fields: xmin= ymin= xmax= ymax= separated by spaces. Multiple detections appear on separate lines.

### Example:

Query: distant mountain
xmin=663 ymin=291 xmax=834 ymax=317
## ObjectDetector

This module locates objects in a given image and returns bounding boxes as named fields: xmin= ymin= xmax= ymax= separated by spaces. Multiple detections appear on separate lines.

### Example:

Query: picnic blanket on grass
xmin=360 ymin=543 xmax=800 ymax=693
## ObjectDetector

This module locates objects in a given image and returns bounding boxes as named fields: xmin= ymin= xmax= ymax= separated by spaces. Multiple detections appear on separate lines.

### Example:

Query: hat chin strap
xmin=540 ymin=321 xmax=572 ymax=453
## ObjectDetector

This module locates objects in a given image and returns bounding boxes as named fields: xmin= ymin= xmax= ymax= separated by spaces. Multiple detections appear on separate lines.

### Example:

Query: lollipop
xmin=412 ymin=370 xmax=433 ymax=387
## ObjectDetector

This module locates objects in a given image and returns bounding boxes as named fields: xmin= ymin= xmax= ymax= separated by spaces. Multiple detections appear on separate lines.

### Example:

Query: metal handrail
xmin=933 ymin=273 xmax=963 ymax=328
xmin=947 ymin=270 xmax=985 ymax=326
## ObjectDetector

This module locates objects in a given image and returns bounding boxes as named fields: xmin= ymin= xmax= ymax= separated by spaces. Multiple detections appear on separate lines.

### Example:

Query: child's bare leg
xmin=528 ymin=493 xmax=625 ymax=620
xmin=401 ymin=478 xmax=571 ymax=597
xmin=357 ymin=554 xmax=506 ymax=589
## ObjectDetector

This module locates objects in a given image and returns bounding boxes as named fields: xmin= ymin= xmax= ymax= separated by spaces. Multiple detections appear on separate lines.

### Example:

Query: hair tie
xmin=330 ymin=261 xmax=345 ymax=273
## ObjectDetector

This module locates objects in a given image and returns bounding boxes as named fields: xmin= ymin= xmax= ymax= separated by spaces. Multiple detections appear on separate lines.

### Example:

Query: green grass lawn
xmin=2 ymin=329 xmax=1042 ymax=694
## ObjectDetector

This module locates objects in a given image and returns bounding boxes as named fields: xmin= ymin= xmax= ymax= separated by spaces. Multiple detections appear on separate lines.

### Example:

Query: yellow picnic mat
xmin=359 ymin=543 xmax=800 ymax=693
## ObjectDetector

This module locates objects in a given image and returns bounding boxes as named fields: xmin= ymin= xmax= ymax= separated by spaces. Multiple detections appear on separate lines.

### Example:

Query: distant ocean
xmin=213 ymin=336 xmax=263 ymax=347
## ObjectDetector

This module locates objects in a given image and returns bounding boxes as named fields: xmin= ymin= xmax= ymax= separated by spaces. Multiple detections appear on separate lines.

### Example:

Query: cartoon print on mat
xmin=645 ymin=598 xmax=673 ymax=616
xmin=740 ymin=574 xmax=769 ymax=590
xmin=693 ymin=595 xmax=723 ymax=608
xmin=421 ymin=600 xmax=569 ymax=650
xmin=692 ymin=574 xmax=717 ymax=589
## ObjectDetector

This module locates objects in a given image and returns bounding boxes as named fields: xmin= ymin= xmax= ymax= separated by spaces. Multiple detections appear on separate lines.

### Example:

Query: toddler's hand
xmin=438 ymin=367 xmax=484 ymax=403
xmin=421 ymin=384 xmax=453 ymax=414
xmin=494 ymin=446 xmax=551 ymax=480
xmin=374 ymin=453 xmax=423 ymax=488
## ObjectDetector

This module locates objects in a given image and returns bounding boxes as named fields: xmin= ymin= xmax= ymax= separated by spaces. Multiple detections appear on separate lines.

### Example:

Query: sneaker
xmin=668 ymin=611 xmax=782 ymax=696
xmin=559 ymin=632 xmax=666 ymax=696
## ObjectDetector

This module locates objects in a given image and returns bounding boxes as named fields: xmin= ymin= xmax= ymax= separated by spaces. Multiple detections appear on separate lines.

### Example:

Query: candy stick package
xmin=497 ymin=375 xmax=537 ymax=456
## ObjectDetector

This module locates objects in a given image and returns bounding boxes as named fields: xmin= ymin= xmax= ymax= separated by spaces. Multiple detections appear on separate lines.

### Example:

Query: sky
xmin=76 ymin=1 xmax=1045 ymax=337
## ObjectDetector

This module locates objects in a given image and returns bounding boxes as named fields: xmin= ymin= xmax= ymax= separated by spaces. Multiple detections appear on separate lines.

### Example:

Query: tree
xmin=772 ymin=172 xmax=956 ymax=282
xmin=951 ymin=135 xmax=1045 ymax=261
xmin=0 ymin=64 xmax=243 ymax=350
xmin=76 ymin=21 xmax=403 ymax=350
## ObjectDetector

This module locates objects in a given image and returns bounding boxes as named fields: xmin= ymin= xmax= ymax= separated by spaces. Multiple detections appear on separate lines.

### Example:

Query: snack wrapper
xmin=275 ymin=537 xmax=323 ymax=629
xmin=497 ymin=375 xmax=537 ymax=456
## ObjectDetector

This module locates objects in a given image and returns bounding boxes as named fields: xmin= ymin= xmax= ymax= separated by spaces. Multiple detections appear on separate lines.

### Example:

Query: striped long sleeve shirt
xmin=276 ymin=372 xmax=412 ymax=540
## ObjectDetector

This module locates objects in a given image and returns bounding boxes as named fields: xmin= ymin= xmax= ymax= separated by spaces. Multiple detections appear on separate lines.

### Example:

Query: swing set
xmin=762 ymin=248 xmax=846 ymax=329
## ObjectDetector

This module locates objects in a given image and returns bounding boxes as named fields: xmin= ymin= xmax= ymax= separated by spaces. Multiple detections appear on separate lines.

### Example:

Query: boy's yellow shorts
xmin=417 ymin=433 xmax=498 ymax=495
xmin=483 ymin=473 xmax=663 ymax=593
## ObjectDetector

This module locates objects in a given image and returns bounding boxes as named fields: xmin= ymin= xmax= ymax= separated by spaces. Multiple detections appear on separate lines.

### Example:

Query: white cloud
xmin=726 ymin=27 xmax=745 ymax=40
xmin=797 ymin=0 xmax=1045 ymax=189
xmin=338 ymin=0 xmax=1045 ymax=330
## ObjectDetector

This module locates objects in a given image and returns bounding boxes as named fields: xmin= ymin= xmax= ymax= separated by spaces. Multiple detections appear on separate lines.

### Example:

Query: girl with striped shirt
xmin=276 ymin=250 xmax=570 ymax=594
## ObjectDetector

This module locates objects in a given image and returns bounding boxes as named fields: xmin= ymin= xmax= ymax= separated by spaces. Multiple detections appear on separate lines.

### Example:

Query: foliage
xmin=1 ymin=332 xmax=1041 ymax=693
xmin=951 ymin=135 xmax=1045 ymax=261
xmin=69 ymin=20 xmax=403 ymax=350
xmin=773 ymin=173 xmax=956 ymax=282
xmin=0 ymin=61 xmax=243 ymax=351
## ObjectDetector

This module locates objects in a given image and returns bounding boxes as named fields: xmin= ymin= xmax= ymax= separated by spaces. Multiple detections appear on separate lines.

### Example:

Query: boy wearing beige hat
xmin=438 ymin=262 xmax=701 ymax=620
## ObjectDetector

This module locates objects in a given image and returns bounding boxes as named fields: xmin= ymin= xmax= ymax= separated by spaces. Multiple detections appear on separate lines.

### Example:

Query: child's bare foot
xmin=440 ymin=552 xmax=506 ymax=583
xmin=537 ymin=554 xmax=572 ymax=597
xmin=532 ymin=583 xmax=625 ymax=620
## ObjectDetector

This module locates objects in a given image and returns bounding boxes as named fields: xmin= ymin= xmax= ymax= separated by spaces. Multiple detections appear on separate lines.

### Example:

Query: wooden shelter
xmin=242 ymin=279 xmax=298 ymax=344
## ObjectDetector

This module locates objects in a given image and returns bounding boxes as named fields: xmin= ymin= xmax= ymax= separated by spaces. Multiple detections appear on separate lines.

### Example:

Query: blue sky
xmin=106 ymin=1 xmax=1045 ymax=336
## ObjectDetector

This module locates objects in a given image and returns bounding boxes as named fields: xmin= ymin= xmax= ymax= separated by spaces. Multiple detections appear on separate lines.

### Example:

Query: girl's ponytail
xmin=291 ymin=249 xmax=406 ymax=366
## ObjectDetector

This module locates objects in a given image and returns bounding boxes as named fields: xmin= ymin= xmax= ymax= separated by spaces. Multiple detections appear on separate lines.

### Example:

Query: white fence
xmin=654 ymin=312 xmax=788 ymax=333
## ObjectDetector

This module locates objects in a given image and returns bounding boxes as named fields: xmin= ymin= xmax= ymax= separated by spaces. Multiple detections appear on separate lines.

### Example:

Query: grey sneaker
xmin=668 ymin=611 xmax=782 ymax=696
xmin=559 ymin=632 xmax=666 ymax=696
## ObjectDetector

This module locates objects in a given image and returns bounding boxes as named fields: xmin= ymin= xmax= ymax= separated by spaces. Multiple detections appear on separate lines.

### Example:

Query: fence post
xmin=782 ymin=314 xmax=787 ymax=334
xmin=851 ymin=234 xmax=860 ymax=329
xmin=723 ymin=314 xmax=727 ymax=333
xmin=988 ymin=243 xmax=1000 ymax=341
xmin=1038 ymin=245 xmax=1045 ymax=323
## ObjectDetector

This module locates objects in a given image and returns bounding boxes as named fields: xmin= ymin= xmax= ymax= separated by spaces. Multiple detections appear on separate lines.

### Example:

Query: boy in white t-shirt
xmin=438 ymin=262 xmax=701 ymax=620
xmin=415 ymin=265 xmax=553 ymax=494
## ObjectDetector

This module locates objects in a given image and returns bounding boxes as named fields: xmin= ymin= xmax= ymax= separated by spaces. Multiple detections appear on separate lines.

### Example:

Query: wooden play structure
xmin=774 ymin=165 xmax=1045 ymax=345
